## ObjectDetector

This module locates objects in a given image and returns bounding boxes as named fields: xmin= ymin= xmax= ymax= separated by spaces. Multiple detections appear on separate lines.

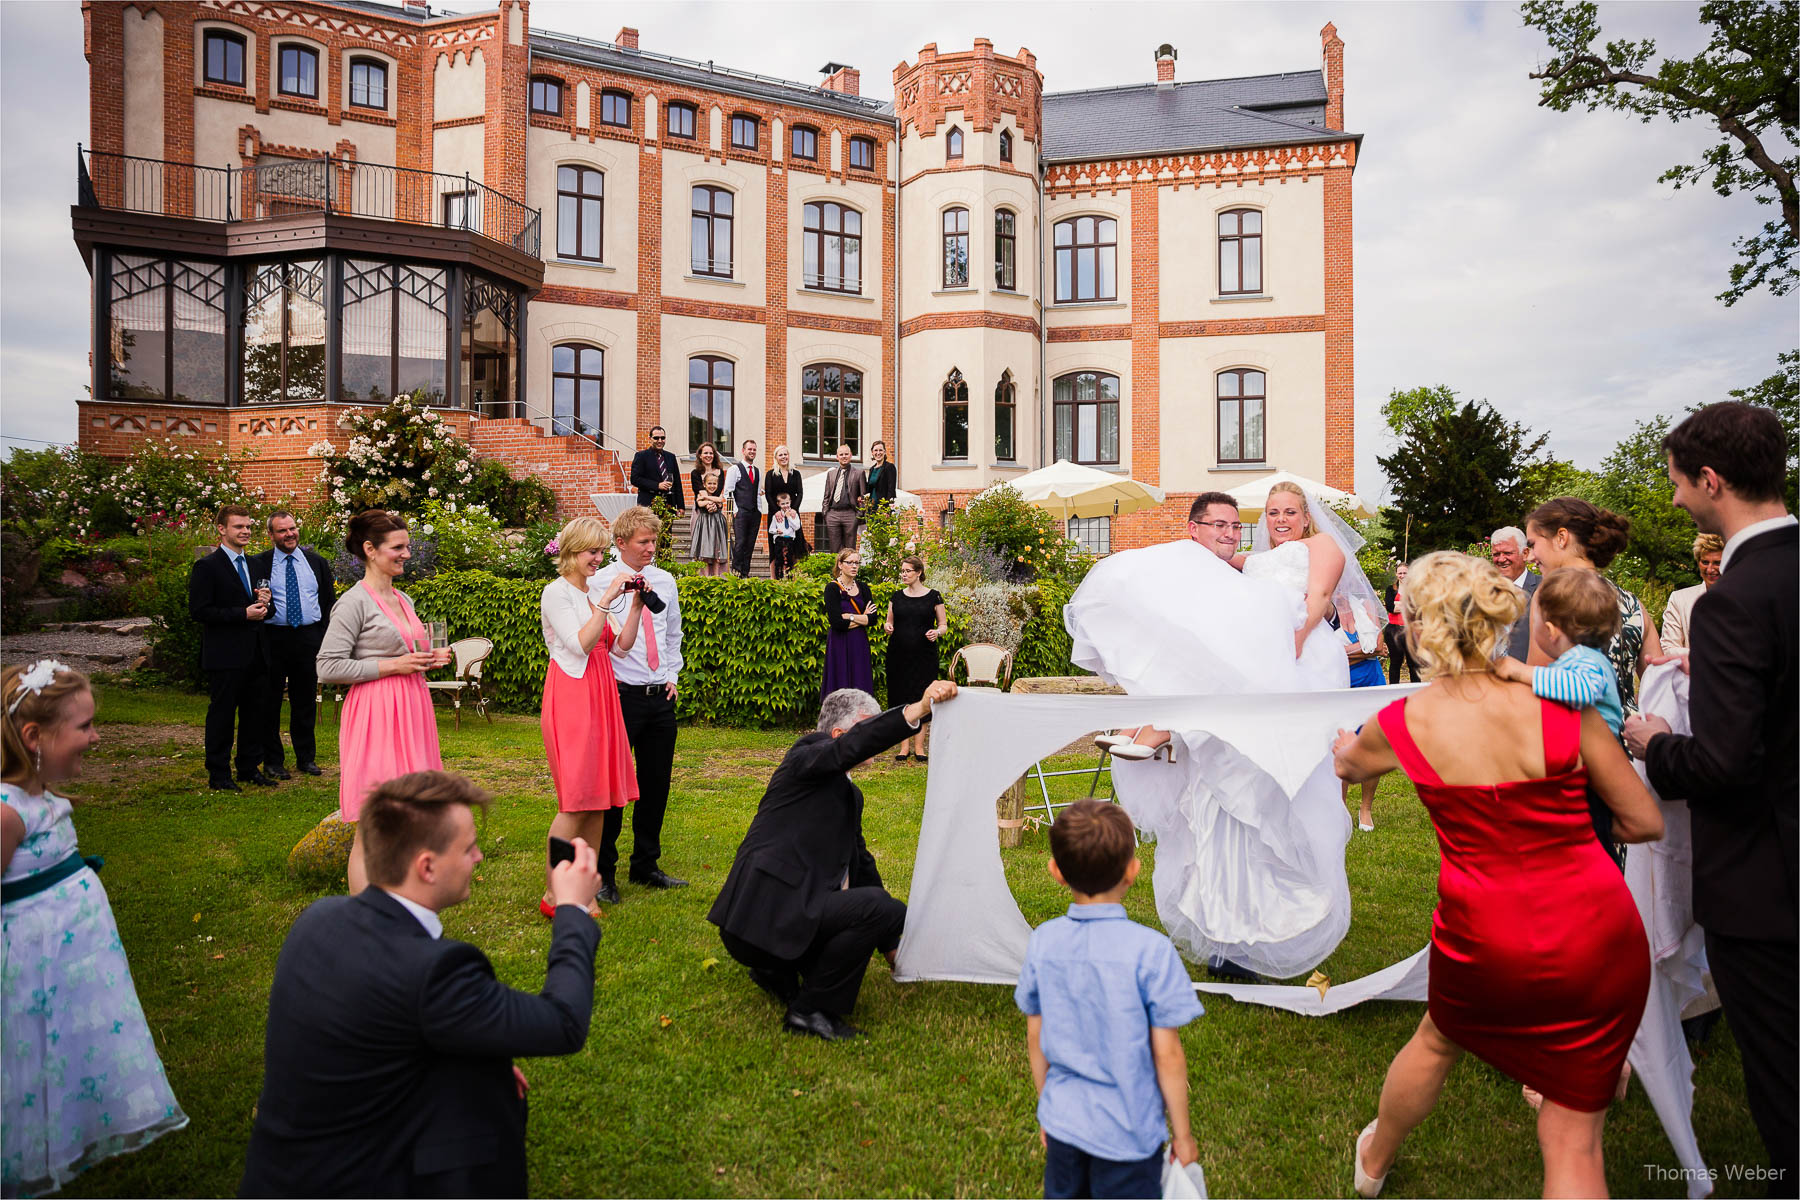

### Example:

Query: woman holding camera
xmin=540 ymin=516 xmax=644 ymax=913
xmin=316 ymin=509 xmax=453 ymax=894
xmin=821 ymin=548 xmax=876 ymax=701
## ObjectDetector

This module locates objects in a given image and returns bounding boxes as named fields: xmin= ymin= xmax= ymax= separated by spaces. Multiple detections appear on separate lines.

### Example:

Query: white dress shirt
xmin=721 ymin=462 xmax=766 ymax=515
xmin=591 ymin=560 xmax=683 ymax=685
xmin=540 ymin=577 xmax=612 ymax=678
xmin=383 ymin=890 xmax=443 ymax=938
xmin=1721 ymin=513 xmax=1797 ymax=572
xmin=269 ymin=546 xmax=323 ymax=626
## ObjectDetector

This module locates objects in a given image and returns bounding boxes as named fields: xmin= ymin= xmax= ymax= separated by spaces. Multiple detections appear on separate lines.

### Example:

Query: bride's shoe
xmin=1354 ymin=1118 xmax=1389 ymax=1198
xmin=1094 ymin=727 xmax=1141 ymax=750
xmin=1110 ymin=742 xmax=1156 ymax=760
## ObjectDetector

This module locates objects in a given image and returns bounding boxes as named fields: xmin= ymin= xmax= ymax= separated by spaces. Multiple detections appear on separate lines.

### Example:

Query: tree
xmin=1522 ymin=0 xmax=1799 ymax=305
xmin=1520 ymin=455 xmax=1605 ymax=511
xmin=1726 ymin=348 xmax=1800 ymax=509
xmin=1595 ymin=415 xmax=1696 ymax=580
xmin=1380 ymin=384 xmax=1459 ymax=440
xmin=1378 ymin=399 xmax=1550 ymax=552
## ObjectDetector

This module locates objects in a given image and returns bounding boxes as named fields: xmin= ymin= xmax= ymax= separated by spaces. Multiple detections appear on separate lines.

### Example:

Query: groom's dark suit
xmin=1645 ymin=521 xmax=1796 ymax=1183
xmin=707 ymin=706 xmax=914 ymax=1017
xmin=240 ymin=889 xmax=600 ymax=1197
xmin=188 ymin=544 xmax=268 ymax=784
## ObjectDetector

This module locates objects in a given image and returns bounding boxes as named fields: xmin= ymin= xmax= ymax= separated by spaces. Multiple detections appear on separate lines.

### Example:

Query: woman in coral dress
xmin=316 ymin=510 xmax=452 ymax=894
xmin=540 ymin=516 xmax=644 ymax=913
xmin=1334 ymin=552 xmax=1663 ymax=1199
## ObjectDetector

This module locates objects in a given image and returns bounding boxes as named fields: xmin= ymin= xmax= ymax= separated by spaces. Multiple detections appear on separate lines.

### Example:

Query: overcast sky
xmin=2 ymin=0 xmax=1792 ymax=500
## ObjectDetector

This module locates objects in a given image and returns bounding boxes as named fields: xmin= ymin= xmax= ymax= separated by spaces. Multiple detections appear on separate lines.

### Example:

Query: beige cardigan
xmin=316 ymin=582 xmax=424 ymax=686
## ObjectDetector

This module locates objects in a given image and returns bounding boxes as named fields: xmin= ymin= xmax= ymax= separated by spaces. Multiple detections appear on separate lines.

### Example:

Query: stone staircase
xmin=663 ymin=510 xmax=777 ymax=579
xmin=466 ymin=417 xmax=629 ymax=516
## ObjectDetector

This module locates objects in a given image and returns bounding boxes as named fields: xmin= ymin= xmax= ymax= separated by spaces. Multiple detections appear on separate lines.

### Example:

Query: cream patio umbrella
xmin=1226 ymin=469 xmax=1375 ymax=519
xmin=1009 ymin=459 xmax=1167 ymax=525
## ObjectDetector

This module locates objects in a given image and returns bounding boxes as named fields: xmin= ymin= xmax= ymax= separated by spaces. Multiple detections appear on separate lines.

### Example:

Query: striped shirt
xmin=1530 ymin=644 xmax=1623 ymax=737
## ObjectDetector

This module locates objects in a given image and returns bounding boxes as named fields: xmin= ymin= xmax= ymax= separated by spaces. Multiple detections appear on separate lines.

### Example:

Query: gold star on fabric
xmin=1306 ymin=970 xmax=1331 ymax=999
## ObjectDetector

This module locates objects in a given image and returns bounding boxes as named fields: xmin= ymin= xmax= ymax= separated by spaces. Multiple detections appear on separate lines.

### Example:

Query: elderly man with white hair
xmin=1490 ymin=524 xmax=1539 ymax=660
xmin=708 ymin=680 xmax=958 ymax=1041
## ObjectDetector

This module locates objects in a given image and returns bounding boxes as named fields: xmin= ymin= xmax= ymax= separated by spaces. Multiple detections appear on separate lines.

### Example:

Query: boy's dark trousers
xmin=1043 ymin=1134 xmax=1162 ymax=1200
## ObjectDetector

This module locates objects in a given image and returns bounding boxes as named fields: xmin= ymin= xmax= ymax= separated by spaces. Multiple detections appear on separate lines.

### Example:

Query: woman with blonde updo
xmin=1335 ymin=551 xmax=1663 ymax=1198
xmin=539 ymin=515 xmax=644 ymax=912
xmin=2 ymin=662 xmax=188 ymax=1194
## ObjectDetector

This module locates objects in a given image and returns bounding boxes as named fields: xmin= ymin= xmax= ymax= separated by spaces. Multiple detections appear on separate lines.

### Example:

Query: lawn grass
xmin=55 ymin=683 xmax=1764 ymax=1198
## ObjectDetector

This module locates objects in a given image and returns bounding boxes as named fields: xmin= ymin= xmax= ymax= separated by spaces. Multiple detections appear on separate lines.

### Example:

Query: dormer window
xmin=946 ymin=125 xmax=963 ymax=159
xmin=666 ymin=102 xmax=698 ymax=140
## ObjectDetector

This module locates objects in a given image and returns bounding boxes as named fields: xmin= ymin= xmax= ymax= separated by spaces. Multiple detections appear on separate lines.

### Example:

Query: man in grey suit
xmin=820 ymin=443 xmax=866 ymax=553
xmin=1491 ymin=525 xmax=1539 ymax=660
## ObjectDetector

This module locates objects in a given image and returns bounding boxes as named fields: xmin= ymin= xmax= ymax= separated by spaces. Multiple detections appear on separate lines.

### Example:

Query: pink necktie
xmin=642 ymin=606 xmax=660 ymax=673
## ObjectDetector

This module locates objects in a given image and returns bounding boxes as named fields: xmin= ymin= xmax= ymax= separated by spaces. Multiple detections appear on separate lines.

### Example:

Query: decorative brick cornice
xmin=434 ymin=114 xmax=487 ymax=130
xmin=1044 ymin=142 xmax=1357 ymax=194
xmin=663 ymin=296 xmax=765 ymax=325
xmin=898 ymin=163 xmax=1037 ymax=189
xmin=789 ymin=311 xmax=883 ymax=337
xmin=194 ymin=83 xmax=255 ymax=106
xmin=1046 ymin=324 xmax=1130 ymax=342
xmin=537 ymin=284 xmax=636 ymax=310
xmin=200 ymin=0 xmax=417 ymax=47
xmin=1160 ymin=315 xmax=1325 ymax=337
xmin=899 ymin=312 xmax=1039 ymax=338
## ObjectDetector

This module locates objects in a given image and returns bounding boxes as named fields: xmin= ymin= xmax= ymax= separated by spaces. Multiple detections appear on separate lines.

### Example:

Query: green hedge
xmin=405 ymin=570 xmax=1078 ymax=726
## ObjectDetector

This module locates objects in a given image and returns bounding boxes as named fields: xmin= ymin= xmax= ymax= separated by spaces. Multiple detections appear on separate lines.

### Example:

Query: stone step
xmin=47 ymin=617 xmax=155 ymax=636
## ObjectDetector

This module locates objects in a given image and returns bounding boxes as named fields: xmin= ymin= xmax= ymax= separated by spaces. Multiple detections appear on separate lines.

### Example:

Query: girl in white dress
xmin=2 ymin=661 xmax=187 ymax=1195
xmin=1065 ymin=483 xmax=1382 ymax=978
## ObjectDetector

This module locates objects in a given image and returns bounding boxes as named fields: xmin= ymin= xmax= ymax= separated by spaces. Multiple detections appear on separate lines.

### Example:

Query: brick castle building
xmin=73 ymin=0 xmax=1359 ymax=551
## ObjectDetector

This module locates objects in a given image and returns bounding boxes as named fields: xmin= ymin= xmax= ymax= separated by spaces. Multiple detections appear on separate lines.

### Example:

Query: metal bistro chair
xmin=426 ymin=636 xmax=495 ymax=728
xmin=947 ymin=642 xmax=1014 ymax=691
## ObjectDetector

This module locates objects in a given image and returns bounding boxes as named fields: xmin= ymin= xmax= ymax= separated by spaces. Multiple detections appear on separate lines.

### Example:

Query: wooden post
xmin=997 ymin=779 xmax=1027 ymax=848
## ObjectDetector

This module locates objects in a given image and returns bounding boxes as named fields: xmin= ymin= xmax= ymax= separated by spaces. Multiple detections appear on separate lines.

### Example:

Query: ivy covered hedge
xmin=404 ymin=570 xmax=1079 ymax=727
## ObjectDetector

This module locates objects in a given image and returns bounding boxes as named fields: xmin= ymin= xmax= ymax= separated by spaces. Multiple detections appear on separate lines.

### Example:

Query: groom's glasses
xmin=1194 ymin=520 xmax=1244 ymax=533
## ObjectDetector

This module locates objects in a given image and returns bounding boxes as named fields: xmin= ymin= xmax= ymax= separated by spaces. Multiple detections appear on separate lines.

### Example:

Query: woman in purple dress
xmin=820 ymin=548 xmax=876 ymax=701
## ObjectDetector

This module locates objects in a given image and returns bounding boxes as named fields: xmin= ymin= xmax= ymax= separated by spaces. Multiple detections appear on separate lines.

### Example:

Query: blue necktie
xmin=285 ymin=554 xmax=302 ymax=626
xmin=234 ymin=554 xmax=252 ymax=599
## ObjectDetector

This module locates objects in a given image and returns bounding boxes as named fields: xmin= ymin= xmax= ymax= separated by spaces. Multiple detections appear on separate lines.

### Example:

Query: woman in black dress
xmin=882 ymin=555 xmax=948 ymax=761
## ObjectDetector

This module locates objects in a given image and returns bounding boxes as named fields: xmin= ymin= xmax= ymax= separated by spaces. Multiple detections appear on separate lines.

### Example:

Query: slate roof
xmin=530 ymin=31 xmax=894 ymax=122
xmin=1042 ymin=69 xmax=1355 ymax=162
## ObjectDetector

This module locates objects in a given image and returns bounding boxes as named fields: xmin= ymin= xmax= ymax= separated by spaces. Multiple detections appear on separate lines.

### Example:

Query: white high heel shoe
xmin=1354 ymin=1119 xmax=1388 ymax=1198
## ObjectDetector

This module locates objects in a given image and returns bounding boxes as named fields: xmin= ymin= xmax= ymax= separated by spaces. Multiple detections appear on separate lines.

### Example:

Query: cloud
xmin=4 ymin=0 xmax=1791 ymax=496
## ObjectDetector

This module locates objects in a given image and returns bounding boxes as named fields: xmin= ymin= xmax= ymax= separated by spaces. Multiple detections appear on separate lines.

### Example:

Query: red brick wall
xmin=1129 ymin=180 xmax=1160 ymax=487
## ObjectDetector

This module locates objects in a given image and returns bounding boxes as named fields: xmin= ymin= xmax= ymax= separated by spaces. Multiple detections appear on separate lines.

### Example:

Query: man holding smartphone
xmin=590 ymin=506 xmax=687 ymax=893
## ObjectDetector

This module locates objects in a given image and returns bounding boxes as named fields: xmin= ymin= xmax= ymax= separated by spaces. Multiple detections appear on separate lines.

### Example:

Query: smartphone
xmin=548 ymin=836 xmax=576 ymax=869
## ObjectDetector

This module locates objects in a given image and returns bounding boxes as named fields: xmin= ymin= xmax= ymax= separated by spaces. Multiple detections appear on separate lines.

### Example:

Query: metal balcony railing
xmin=78 ymin=145 xmax=542 ymax=259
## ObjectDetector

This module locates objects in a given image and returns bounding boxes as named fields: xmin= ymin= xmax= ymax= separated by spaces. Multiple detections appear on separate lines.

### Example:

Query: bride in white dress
xmin=1064 ymin=482 xmax=1383 ymax=978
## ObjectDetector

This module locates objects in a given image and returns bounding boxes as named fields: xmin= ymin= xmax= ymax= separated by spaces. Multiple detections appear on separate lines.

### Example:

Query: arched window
xmin=946 ymin=125 xmax=963 ymax=159
xmin=530 ymin=76 xmax=563 ymax=116
xmin=994 ymin=369 xmax=1017 ymax=461
xmin=801 ymin=362 xmax=862 ymax=459
xmin=791 ymin=125 xmax=819 ymax=160
xmin=1216 ymin=369 xmax=1266 ymax=464
xmin=1053 ymin=371 xmax=1120 ymax=465
xmin=551 ymin=344 xmax=603 ymax=437
xmin=994 ymin=209 xmax=1017 ymax=291
xmin=689 ymin=356 xmax=734 ymax=451
xmin=1218 ymin=209 xmax=1263 ymax=295
xmin=1053 ymin=216 xmax=1117 ymax=303
xmin=849 ymin=136 xmax=875 ymax=170
xmin=999 ymin=129 xmax=1013 ymax=162
xmin=802 ymin=201 xmax=862 ymax=293
xmin=666 ymin=101 xmax=697 ymax=140
xmin=348 ymin=57 xmax=388 ymax=109
xmin=691 ymin=186 xmax=733 ymax=277
xmin=730 ymin=113 xmax=758 ymax=150
xmin=942 ymin=368 xmax=970 ymax=460
xmin=942 ymin=207 xmax=970 ymax=289
xmin=555 ymin=166 xmax=603 ymax=262
xmin=203 ymin=30 xmax=246 ymax=88
xmin=601 ymin=89 xmax=631 ymax=127
xmin=277 ymin=45 xmax=319 ymax=99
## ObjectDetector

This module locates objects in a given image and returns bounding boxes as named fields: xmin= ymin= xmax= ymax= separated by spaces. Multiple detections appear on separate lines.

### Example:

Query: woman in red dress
xmin=1334 ymin=551 xmax=1663 ymax=1199
xmin=539 ymin=516 xmax=644 ymax=914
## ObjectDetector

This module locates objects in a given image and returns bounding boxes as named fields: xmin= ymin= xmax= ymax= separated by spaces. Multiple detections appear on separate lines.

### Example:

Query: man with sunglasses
xmin=629 ymin=426 xmax=686 ymax=512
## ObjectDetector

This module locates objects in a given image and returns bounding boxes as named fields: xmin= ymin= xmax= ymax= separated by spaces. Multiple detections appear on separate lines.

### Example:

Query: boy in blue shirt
xmin=1015 ymin=799 xmax=1202 ymax=1199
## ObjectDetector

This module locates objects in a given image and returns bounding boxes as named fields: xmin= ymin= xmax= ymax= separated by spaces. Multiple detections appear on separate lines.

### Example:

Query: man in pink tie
xmin=592 ymin=506 xmax=687 ymax=900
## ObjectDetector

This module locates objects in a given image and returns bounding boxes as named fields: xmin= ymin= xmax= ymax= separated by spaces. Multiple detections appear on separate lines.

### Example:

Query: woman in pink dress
xmin=316 ymin=510 xmax=451 ymax=893
xmin=540 ymin=516 xmax=644 ymax=914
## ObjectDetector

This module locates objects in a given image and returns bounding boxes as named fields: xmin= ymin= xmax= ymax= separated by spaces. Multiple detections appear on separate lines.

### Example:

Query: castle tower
xmin=892 ymin=41 xmax=1043 ymax=506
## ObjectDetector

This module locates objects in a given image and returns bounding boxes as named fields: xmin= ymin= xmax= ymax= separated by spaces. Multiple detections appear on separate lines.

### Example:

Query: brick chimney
xmin=615 ymin=26 xmax=639 ymax=51
xmin=820 ymin=62 xmax=860 ymax=96
xmin=402 ymin=0 xmax=429 ymax=13
xmin=1321 ymin=23 xmax=1344 ymax=128
xmin=1154 ymin=43 xmax=1176 ymax=88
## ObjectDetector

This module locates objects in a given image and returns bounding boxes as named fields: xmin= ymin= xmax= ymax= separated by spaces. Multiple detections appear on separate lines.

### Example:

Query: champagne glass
xmin=429 ymin=620 xmax=451 ymax=667
xmin=254 ymin=577 xmax=272 ymax=605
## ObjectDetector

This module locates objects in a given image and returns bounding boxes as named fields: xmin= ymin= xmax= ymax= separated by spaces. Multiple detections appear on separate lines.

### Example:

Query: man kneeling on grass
xmin=707 ymin=680 xmax=958 ymax=1041
xmin=1017 ymin=799 xmax=1202 ymax=1199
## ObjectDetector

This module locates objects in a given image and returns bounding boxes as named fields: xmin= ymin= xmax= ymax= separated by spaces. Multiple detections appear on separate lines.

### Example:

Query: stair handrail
xmin=502 ymin=399 xmax=640 ymax=465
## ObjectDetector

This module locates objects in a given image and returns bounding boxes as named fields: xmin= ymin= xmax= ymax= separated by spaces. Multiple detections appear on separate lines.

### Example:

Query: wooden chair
xmin=948 ymin=642 xmax=1014 ymax=691
xmin=426 ymin=636 xmax=494 ymax=728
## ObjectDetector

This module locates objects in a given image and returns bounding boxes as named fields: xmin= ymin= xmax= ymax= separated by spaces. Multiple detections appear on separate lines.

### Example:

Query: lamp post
xmin=941 ymin=492 xmax=956 ymax=530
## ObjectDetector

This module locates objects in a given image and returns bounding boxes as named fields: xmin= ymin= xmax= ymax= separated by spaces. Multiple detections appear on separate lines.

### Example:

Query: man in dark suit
xmin=709 ymin=680 xmax=957 ymax=1041
xmin=629 ymin=425 xmax=685 ymax=511
xmin=241 ymin=771 xmax=602 ymax=1197
xmin=188 ymin=504 xmax=275 ymax=791
xmin=722 ymin=438 xmax=763 ymax=577
xmin=1490 ymin=525 xmax=1540 ymax=660
xmin=250 ymin=510 xmax=336 ymax=779
xmin=1626 ymin=401 xmax=1797 ymax=1187
xmin=820 ymin=443 xmax=866 ymax=552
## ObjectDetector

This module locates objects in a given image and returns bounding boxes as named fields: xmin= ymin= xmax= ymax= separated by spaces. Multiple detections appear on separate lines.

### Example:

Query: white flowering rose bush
xmin=3 ymin=438 xmax=267 ymax=539
xmin=313 ymin=390 xmax=476 ymax=520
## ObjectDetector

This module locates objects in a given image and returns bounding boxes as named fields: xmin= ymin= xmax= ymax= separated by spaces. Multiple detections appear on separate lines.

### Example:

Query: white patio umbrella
xmin=1009 ymin=459 xmax=1167 ymax=523
xmin=795 ymin=472 xmax=922 ymax=513
xmin=1226 ymin=469 xmax=1375 ymax=519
